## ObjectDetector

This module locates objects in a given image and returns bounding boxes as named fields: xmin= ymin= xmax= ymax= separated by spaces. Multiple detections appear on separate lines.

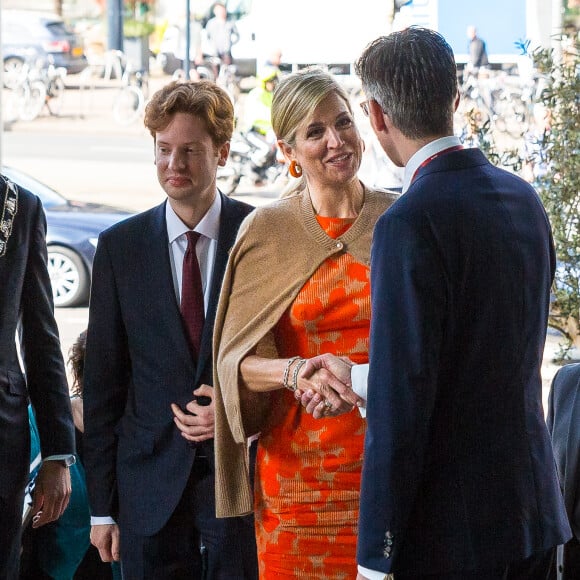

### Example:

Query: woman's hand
xmin=295 ymin=354 xmax=364 ymax=419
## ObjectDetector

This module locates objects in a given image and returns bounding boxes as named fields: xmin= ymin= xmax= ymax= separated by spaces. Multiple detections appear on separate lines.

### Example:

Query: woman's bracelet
xmin=291 ymin=358 xmax=307 ymax=392
xmin=282 ymin=356 xmax=301 ymax=390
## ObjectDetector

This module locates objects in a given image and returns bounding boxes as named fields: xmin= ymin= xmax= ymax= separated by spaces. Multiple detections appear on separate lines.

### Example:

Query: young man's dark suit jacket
xmin=0 ymin=177 xmax=75 ymax=578
xmin=358 ymin=148 xmax=571 ymax=576
xmin=82 ymin=193 xmax=255 ymax=571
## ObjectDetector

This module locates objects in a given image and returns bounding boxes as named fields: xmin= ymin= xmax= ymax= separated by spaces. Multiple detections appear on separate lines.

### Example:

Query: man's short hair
xmin=144 ymin=80 xmax=234 ymax=147
xmin=355 ymin=27 xmax=457 ymax=139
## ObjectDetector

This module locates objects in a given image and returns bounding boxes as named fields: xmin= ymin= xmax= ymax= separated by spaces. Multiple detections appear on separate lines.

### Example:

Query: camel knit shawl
xmin=213 ymin=185 xmax=399 ymax=517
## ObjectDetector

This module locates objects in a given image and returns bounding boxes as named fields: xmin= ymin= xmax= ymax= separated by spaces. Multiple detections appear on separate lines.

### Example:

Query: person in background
xmin=20 ymin=331 xmax=123 ymax=580
xmin=210 ymin=68 xmax=398 ymax=578
xmin=465 ymin=24 xmax=489 ymax=77
xmin=82 ymin=80 xmax=257 ymax=579
xmin=204 ymin=1 xmax=239 ymax=75
xmin=0 ymin=174 xmax=75 ymax=578
xmin=547 ymin=363 xmax=580 ymax=579
xmin=262 ymin=47 xmax=282 ymax=71
xmin=241 ymin=66 xmax=279 ymax=137
xmin=173 ymin=16 xmax=205 ymax=79
xmin=240 ymin=66 xmax=280 ymax=179
xmin=68 ymin=330 xmax=122 ymax=579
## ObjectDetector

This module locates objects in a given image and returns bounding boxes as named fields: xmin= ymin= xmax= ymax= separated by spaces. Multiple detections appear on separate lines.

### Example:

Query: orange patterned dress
xmin=255 ymin=216 xmax=370 ymax=579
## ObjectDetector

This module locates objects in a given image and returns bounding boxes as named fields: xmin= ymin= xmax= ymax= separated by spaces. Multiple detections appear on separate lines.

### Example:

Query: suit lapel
xmin=195 ymin=194 xmax=245 ymax=379
xmin=144 ymin=202 xmax=194 ymax=364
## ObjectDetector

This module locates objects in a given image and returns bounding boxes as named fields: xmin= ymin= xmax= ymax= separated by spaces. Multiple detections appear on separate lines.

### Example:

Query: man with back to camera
xmin=301 ymin=27 xmax=571 ymax=579
xmin=0 ymin=174 xmax=76 ymax=578
xmin=82 ymin=80 xmax=257 ymax=579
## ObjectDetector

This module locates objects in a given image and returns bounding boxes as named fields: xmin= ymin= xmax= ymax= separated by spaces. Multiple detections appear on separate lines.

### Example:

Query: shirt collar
xmin=402 ymin=136 xmax=462 ymax=193
xmin=166 ymin=193 xmax=222 ymax=244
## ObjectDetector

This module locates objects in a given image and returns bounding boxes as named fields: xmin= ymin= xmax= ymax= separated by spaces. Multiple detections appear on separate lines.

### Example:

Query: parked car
xmin=2 ymin=166 xmax=134 ymax=308
xmin=2 ymin=10 xmax=88 ymax=88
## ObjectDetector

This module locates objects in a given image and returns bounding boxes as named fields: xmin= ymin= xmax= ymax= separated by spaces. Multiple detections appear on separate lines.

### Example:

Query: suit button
xmin=335 ymin=241 xmax=343 ymax=250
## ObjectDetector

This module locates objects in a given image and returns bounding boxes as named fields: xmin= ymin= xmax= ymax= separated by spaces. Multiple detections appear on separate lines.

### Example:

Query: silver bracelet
xmin=282 ymin=356 xmax=301 ymax=390
xmin=291 ymin=358 xmax=307 ymax=392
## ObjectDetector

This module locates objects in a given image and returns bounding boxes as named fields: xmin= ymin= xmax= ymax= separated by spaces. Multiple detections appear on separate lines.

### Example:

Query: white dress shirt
xmin=355 ymin=137 xmax=461 ymax=580
xmin=166 ymin=194 xmax=221 ymax=313
xmin=91 ymin=194 xmax=222 ymax=527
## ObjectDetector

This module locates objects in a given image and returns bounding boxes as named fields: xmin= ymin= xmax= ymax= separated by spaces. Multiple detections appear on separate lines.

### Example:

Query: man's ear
xmin=368 ymin=99 xmax=388 ymax=132
xmin=218 ymin=141 xmax=230 ymax=166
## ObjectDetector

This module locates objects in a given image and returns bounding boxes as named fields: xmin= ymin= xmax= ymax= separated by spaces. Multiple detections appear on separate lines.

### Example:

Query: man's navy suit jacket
xmin=83 ymin=193 xmax=253 ymax=535
xmin=358 ymin=148 xmax=571 ymax=575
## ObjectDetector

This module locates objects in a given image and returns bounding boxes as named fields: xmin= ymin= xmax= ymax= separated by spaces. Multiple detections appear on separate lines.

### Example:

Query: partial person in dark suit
xmin=82 ymin=80 xmax=257 ymax=580
xmin=301 ymin=27 xmax=571 ymax=580
xmin=353 ymin=27 xmax=570 ymax=580
xmin=0 ymin=175 xmax=76 ymax=579
xmin=547 ymin=363 xmax=580 ymax=579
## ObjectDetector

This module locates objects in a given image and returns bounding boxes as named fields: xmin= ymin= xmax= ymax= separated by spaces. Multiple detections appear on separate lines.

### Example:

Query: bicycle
xmin=171 ymin=56 xmax=216 ymax=82
xmin=204 ymin=56 xmax=240 ymax=105
xmin=217 ymin=62 xmax=240 ymax=105
xmin=4 ymin=60 xmax=47 ymax=122
xmin=112 ymin=63 xmax=149 ymax=126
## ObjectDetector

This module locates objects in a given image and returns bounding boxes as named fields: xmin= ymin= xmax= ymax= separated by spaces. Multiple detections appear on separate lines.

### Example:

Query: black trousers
xmin=396 ymin=547 xmax=556 ymax=580
xmin=119 ymin=456 xmax=258 ymax=580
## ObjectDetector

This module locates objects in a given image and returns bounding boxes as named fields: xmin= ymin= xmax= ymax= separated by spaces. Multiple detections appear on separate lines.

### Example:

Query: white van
xmin=228 ymin=0 xmax=393 ymax=77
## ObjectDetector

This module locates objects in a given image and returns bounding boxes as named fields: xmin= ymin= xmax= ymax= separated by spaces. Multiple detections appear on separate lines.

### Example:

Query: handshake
xmin=292 ymin=353 xmax=367 ymax=419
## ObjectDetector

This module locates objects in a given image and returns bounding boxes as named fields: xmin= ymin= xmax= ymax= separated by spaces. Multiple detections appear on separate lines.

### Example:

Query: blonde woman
xmin=210 ymin=69 xmax=398 ymax=578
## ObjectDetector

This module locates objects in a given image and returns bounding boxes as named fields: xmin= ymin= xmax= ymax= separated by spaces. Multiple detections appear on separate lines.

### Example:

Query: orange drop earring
xmin=289 ymin=160 xmax=302 ymax=178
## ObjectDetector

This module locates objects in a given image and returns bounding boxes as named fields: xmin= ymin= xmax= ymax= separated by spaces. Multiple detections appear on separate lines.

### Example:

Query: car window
xmin=46 ymin=21 xmax=72 ymax=37
xmin=3 ymin=168 xmax=67 ymax=209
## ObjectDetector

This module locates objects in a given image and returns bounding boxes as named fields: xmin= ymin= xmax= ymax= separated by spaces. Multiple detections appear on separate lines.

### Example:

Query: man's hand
xmin=31 ymin=461 xmax=71 ymax=528
xmin=91 ymin=523 xmax=121 ymax=562
xmin=296 ymin=354 xmax=365 ymax=419
xmin=171 ymin=384 xmax=215 ymax=443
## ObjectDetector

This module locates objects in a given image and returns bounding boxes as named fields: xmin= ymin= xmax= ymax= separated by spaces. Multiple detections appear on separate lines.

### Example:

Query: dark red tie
xmin=181 ymin=231 xmax=205 ymax=361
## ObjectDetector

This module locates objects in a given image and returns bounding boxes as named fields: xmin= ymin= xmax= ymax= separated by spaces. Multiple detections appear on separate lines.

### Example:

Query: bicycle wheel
xmin=46 ymin=76 xmax=65 ymax=116
xmin=20 ymin=80 xmax=46 ymax=121
xmin=113 ymin=85 xmax=144 ymax=126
